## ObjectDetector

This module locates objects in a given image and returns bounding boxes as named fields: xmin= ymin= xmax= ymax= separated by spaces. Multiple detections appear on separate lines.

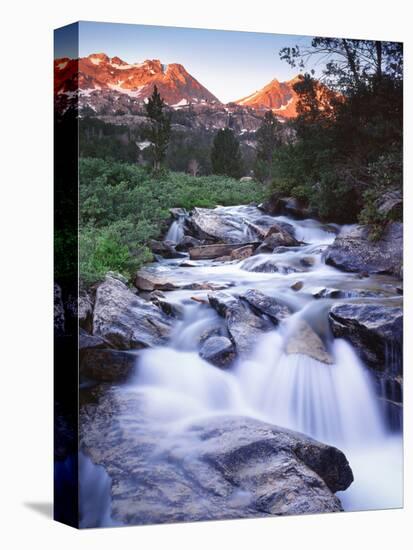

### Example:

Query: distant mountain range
xmin=54 ymin=52 xmax=306 ymax=119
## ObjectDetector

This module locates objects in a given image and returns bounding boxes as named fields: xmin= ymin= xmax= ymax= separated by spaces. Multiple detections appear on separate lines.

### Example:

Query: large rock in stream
xmin=324 ymin=223 xmax=403 ymax=277
xmin=80 ymin=387 xmax=353 ymax=525
xmin=189 ymin=207 xmax=252 ymax=244
xmin=286 ymin=320 xmax=334 ymax=365
xmin=329 ymin=303 xmax=403 ymax=372
xmin=93 ymin=275 xmax=173 ymax=349
xmin=208 ymin=292 xmax=274 ymax=355
xmin=241 ymin=289 xmax=291 ymax=324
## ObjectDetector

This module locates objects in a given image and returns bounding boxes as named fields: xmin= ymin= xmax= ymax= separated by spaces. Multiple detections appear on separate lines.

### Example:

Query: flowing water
xmin=81 ymin=205 xmax=403 ymax=524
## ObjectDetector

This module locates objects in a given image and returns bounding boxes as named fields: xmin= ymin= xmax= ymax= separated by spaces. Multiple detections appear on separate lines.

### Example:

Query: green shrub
xmin=79 ymin=159 xmax=268 ymax=285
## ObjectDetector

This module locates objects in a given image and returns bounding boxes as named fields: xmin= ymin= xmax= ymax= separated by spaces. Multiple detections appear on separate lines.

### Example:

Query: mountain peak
xmin=55 ymin=52 xmax=221 ymax=105
xmin=234 ymin=76 xmax=304 ymax=118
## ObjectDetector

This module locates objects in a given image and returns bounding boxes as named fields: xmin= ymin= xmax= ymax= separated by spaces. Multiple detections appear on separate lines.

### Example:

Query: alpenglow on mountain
xmin=54 ymin=53 xmax=320 ymax=119
xmin=54 ymin=53 xmax=221 ymax=107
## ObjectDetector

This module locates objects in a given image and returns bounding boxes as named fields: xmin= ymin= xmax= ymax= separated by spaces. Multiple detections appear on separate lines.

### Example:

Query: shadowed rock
xmin=80 ymin=349 xmax=137 ymax=382
xmin=329 ymin=303 xmax=403 ymax=372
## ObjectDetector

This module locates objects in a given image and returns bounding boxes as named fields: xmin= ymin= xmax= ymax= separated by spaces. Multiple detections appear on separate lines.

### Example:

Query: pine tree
xmin=255 ymin=110 xmax=282 ymax=182
xmin=211 ymin=128 xmax=243 ymax=178
xmin=145 ymin=85 xmax=171 ymax=172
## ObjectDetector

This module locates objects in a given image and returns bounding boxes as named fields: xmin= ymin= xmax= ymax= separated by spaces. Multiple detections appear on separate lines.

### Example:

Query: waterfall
xmin=165 ymin=216 xmax=185 ymax=244
xmin=80 ymin=207 xmax=402 ymax=522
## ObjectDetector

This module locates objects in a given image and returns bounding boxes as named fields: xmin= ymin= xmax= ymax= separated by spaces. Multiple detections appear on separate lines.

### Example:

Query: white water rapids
xmin=81 ymin=206 xmax=403 ymax=524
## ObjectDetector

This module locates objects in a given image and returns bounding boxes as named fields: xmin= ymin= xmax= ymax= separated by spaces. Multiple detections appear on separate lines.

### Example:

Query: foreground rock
xmin=80 ymin=388 xmax=353 ymax=525
xmin=93 ymin=275 xmax=173 ymax=349
xmin=199 ymin=336 xmax=235 ymax=367
xmin=286 ymin=320 xmax=334 ymax=365
xmin=324 ymin=223 xmax=403 ymax=277
xmin=208 ymin=292 xmax=273 ymax=355
xmin=329 ymin=303 xmax=403 ymax=372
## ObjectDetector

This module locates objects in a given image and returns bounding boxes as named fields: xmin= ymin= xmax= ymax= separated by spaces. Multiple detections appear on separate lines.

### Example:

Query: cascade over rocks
xmin=324 ymin=223 xmax=403 ymax=277
xmin=80 ymin=388 xmax=353 ymax=524
xmin=93 ymin=275 xmax=173 ymax=349
xmin=241 ymin=255 xmax=300 ymax=274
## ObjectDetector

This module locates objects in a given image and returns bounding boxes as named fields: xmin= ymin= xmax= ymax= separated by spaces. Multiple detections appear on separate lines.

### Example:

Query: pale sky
xmin=55 ymin=21 xmax=320 ymax=103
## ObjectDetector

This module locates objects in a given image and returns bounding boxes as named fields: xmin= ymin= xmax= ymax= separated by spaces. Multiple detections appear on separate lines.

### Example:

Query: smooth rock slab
xmin=80 ymin=388 xmax=353 ymax=525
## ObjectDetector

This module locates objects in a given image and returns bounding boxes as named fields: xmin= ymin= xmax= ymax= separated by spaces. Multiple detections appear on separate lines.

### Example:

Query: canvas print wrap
xmin=54 ymin=21 xmax=403 ymax=528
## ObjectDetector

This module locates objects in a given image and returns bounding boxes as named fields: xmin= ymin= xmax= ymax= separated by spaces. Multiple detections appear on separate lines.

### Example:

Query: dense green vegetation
xmin=79 ymin=159 xmax=268 ymax=285
xmin=267 ymin=39 xmax=403 ymax=229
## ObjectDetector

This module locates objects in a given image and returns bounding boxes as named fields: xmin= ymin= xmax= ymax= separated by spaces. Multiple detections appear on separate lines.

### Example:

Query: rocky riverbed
xmin=62 ymin=202 xmax=403 ymax=526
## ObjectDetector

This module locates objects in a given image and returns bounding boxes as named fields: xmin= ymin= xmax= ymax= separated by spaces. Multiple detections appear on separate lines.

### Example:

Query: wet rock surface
xmin=208 ymin=292 xmax=274 ymax=355
xmin=199 ymin=336 xmax=235 ymax=367
xmin=329 ymin=303 xmax=403 ymax=372
xmin=324 ymin=223 xmax=403 ymax=277
xmin=241 ymin=289 xmax=291 ymax=324
xmin=93 ymin=275 xmax=173 ymax=349
xmin=80 ymin=349 xmax=137 ymax=382
xmin=80 ymin=387 xmax=353 ymax=525
xmin=189 ymin=242 xmax=258 ymax=260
